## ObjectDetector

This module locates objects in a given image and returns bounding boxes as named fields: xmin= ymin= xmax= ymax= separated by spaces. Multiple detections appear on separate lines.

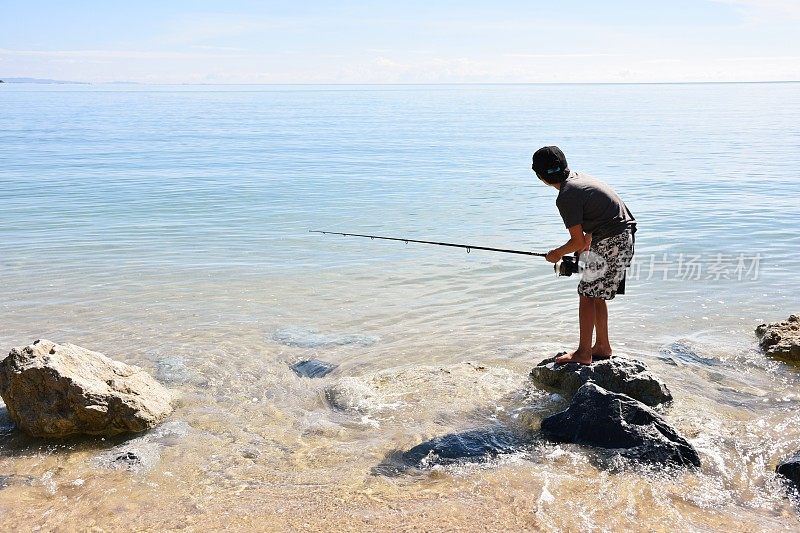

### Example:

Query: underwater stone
xmin=92 ymin=420 xmax=190 ymax=473
xmin=289 ymin=359 xmax=338 ymax=378
xmin=373 ymin=427 xmax=528 ymax=475
xmin=155 ymin=355 xmax=191 ymax=385
xmin=272 ymin=327 xmax=378 ymax=348
xmin=777 ymin=452 xmax=800 ymax=492
xmin=658 ymin=341 xmax=720 ymax=367
xmin=756 ymin=314 xmax=800 ymax=360
xmin=401 ymin=428 xmax=525 ymax=468
xmin=93 ymin=443 xmax=162 ymax=473
xmin=0 ymin=474 xmax=35 ymax=490
xmin=0 ymin=340 xmax=175 ymax=438
xmin=530 ymin=355 xmax=672 ymax=407
xmin=541 ymin=382 xmax=700 ymax=468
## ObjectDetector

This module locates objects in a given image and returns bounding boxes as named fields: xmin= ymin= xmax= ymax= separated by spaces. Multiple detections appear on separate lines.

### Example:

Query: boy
xmin=532 ymin=146 xmax=636 ymax=365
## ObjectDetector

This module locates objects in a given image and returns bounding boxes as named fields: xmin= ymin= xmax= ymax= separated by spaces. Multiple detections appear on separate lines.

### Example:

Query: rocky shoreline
xmin=1 ymin=314 xmax=798 ymax=500
xmin=756 ymin=314 xmax=800 ymax=361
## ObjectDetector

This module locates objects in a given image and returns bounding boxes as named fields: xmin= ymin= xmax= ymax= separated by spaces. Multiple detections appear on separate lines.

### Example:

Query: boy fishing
xmin=532 ymin=146 xmax=636 ymax=365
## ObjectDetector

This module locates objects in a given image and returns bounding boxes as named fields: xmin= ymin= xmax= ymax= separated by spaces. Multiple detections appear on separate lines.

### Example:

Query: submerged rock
xmin=94 ymin=445 xmax=161 ymax=473
xmin=658 ymin=340 xmax=721 ymax=367
xmin=374 ymin=427 xmax=528 ymax=475
xmin=325 ymin=377 xmax=395 ymax=414
xmin=92 ymin=420 xmax=190 ymax=473
xmin=155 ymin=355 xmax=191 ymax=385
xmin=756 ymin=314 xmax=800 ymax=360
xmin=0 ymin=340 xmax=175 ymax=438
xmin=272 ymin=327 xmax=378 ymax=348
xmin=540 ymin=382 xmax=700 ymax=468
xmin=402 ymin=428 xmax=525 ymax=468
xmin=0 ymin=474 xmax=35 ymax=490
xmin=324 ymin=363 xmax=523 ymax=418
xmin=777 ymin=453 xmax=800 ymax=492
xmin=289 ymin=359 xmax=338 ymax=378
xmin=530 ymin=356 xmax=672 ymax=407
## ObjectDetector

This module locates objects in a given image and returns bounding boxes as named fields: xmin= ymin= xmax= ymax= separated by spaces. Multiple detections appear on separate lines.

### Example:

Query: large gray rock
xmin=0 ymin=340 xmax=175 ymax=438
xmin=541 ymin=382 xmax=700 ymax=468
xmin=756 ymin=314 xmax=800 ymax=360
xmin=530 ymin=356 xmax=672 ymax=407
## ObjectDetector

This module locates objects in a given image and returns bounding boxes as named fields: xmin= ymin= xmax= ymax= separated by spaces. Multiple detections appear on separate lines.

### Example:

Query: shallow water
xmin=1 ymin=82 xmax=799 ymax=531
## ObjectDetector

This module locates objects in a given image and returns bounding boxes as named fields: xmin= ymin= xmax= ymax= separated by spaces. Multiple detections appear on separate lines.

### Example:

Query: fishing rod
xmin=309 ymin=230 xmax=581 ymax=276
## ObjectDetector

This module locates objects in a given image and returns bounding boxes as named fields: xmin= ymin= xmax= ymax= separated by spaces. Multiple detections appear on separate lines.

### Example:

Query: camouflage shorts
xmin=577 ymin=229 xmax=635 ymax=300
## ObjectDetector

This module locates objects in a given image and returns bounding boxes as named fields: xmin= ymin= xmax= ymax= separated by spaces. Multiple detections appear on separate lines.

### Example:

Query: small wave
xmin=272 ymin=327 xmax=379 ymax=348
xmin=325 ymin=377 xmax=402 ymax=415
xmin=659 ymin=340 xmax=721 ymax=367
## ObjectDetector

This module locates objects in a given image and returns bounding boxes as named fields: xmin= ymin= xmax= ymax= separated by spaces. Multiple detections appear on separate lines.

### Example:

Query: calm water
xmin=1 ymin=83 xmax=799 ymax=531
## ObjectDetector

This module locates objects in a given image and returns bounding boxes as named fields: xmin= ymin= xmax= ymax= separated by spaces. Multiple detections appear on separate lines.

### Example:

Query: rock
xmin=272 ymin=327 xmax=378 ymax=348
xmin=0 ymin=402 xmax=13 ymax=436
xmin=325 ymin=377 xmax=394 ymax=414
xmin=324 ymin=363 xmax=522 ymax=417
xmin=530 ymin=356 xmax=672 ymax=407
xmin=658 ymin=340 xmax=720 ymax=367
xmin=155 ymin=355 xmax=191 ymax=385
xmin=777 ymin=452 xmax=800 ymax=492
xmin=401 ymin=428 xmax=525 ymax=468
xmin=93 ymin=443 xmax=161 ymax=473
xmin=756 ymin=314 xmax=800 ymax=360
xmin=0 ymin=340 xmax=175 ymax=438
xmin=540 ymin=382 xmax=700 ymax=468
xmin=289 ymin=359 xmax=338 ymax=378
xmin=92 ymin=421 xmax=190 ymax=473
xmin=373 ymin=427 xmax=528 ymax=475
xmin=0 ymin=474 xmax=35 ymax=490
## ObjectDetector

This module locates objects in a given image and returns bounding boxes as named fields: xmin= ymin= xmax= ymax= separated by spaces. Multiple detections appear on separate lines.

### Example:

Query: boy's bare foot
xmin=591 ymin=344 xmax=613 ymax=360
xmin=555 ymin=349 xmax=593 ymax=365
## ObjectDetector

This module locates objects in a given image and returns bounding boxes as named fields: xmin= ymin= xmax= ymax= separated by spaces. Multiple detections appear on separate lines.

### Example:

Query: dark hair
xmin=532 ymin=146 xmax=569 ymax=184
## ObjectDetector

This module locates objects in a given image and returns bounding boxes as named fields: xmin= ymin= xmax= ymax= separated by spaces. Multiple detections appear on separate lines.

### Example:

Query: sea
xmin=1 ymin=82 xmax=799 ymax=531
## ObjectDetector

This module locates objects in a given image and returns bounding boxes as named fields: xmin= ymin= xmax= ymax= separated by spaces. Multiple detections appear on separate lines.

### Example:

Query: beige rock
xmin=0 ymin=340 xmax=174 ymax=438
xmin=756 ymin=314 xmax=800 ymax=360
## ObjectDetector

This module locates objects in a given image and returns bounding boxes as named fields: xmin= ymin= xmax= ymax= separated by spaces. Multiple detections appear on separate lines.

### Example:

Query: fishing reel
xmin=554 ymin=255 xmax=581 ymax=277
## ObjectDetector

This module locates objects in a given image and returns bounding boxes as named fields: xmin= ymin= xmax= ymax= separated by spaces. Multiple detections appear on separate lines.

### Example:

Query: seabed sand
xmin=1 ymin=325 xmax=799 ymax=532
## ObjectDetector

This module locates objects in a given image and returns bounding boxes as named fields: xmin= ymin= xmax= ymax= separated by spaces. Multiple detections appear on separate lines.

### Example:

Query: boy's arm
xmin=545 ymin=225 xmax=586 ymax=263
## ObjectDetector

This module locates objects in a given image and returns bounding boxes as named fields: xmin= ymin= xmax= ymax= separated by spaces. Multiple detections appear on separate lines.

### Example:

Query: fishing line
xmin=310 ymin=230 xmax=581 ymax=276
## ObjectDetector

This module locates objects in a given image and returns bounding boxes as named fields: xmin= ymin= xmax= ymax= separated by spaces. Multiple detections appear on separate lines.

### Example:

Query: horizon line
xmin=2 ymin=78 xmax=800 ymax=87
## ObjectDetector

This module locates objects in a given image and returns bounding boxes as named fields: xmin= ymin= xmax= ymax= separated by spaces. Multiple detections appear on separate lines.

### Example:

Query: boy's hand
xmin=545 ymin=250 xmax=562 ymax=263
xmin=582 ymin=233 xmax=592 ymax=252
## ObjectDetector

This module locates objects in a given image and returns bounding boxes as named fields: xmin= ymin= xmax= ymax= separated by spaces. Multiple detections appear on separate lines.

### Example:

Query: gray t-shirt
xmin=556 ymin=172 xmax=636 ymax=241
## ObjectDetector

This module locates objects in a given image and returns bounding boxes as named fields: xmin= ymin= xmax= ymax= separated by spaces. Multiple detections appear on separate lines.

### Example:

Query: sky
xmin=1 ymin=0 xmax=798 ymax=83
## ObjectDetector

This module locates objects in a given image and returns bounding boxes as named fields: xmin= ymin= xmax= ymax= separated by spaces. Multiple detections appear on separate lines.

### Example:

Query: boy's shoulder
xmin=561 ymin=172 xmax=611 ymax=195
xmin=556 ymin=172 xmax=587 ymax=201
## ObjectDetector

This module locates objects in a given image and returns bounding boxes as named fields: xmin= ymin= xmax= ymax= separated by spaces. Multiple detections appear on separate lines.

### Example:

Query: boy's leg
xmin=555 ymin=295 xmax=595 ymax=365
xmin=592 ymin=299 xmax=612 ymax=358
